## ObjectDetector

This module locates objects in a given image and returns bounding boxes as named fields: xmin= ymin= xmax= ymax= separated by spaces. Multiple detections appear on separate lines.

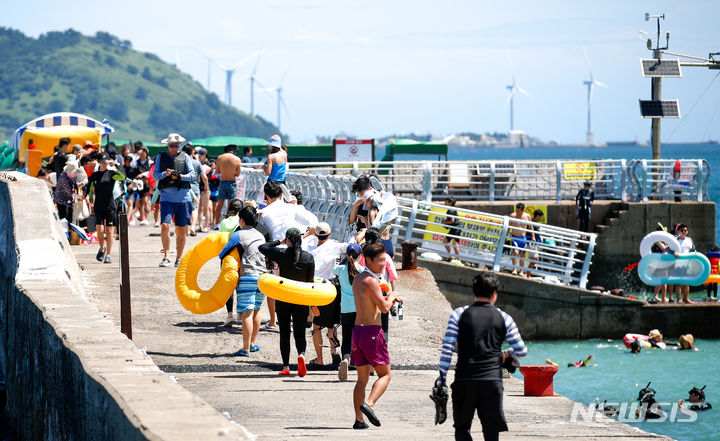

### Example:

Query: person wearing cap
xmin=259 ymin=227 xmax=315 ymax=377
xmin=153 ymin=133 xmax=196 ymax=267
xmin=214 ymin=145 xmax=243 ymax=228
xmin=86 ymin=153 xmax=119 ymax=264
xmin=264 ymin=135 xmax=287 ymax=183
xmin=219 ymin=205 xmax=268 ymax=356
xmin=53 ymin=159 xmax=81 ymax=222
xmin=334 ymin=243 xmax=365 ymax=381
xmin=182 ymin=145 xmax=204 ymax=236
xmin=304 ymin=222 xmax=350 ymax=367
xmin=575 ymin=181 xmax=594 ymax=233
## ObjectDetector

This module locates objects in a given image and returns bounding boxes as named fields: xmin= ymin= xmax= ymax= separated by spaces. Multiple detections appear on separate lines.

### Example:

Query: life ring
xmin=258 ymin=273 xmax=337 ymax=306
xmin=704 ymin=274 xmax=720 ymax=285
xmin=175 ymin=232 xmax=241 ymax=314
xmin=623 ymin=334 xmax=652 ymax=349
xmin=637 ymin=252 xmax=711 ymax=286
xmin=639 ymin=231 xmax=681 ymax=257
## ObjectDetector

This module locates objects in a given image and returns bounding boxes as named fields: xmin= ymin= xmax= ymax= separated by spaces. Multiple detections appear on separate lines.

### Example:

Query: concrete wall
xmin=457 ymin=200 xmax=716 ymax=289
xmin=421 ymin=259 xmax=720 ymax=340
xmin=0 ymin=173 xmax=251 ymax=441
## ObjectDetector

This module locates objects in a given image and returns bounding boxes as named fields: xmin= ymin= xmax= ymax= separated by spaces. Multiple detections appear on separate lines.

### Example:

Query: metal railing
xmin=270 ymin=158 xmax=709 ymax=203
xmin=242 ymin=168 xmax=597 ymax=288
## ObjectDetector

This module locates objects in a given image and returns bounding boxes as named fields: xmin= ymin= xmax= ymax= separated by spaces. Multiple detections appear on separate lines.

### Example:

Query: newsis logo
xmin=570 ymin=402 xmax=698 ymax=423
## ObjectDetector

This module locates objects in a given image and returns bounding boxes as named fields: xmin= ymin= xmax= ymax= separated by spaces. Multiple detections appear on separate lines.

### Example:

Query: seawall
xmin=0 ymin=173 xmax=250 ymax=441
xmin=457 ymin=200 xmax=716 ymax=289
xmin=421 ymin=259 xmax=720 ymax=340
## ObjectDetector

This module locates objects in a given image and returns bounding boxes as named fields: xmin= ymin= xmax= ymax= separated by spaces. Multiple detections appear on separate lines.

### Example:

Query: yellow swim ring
xmin=258 ymin=273 xmax=337 ymax=306
xmin=175 ymin=232 xmax=241 ymax=314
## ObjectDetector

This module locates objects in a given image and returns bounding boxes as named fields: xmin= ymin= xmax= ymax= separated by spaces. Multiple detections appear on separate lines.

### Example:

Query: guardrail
xmin=254 ymin=158 xmax=709 ymax=202
xmin=242 ymin=168 xmax=596 ymax=288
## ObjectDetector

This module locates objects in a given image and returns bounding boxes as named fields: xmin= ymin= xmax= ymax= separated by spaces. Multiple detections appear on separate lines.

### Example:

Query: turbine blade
xmin=515 ymin=86 xmax=534 ymax=101
xmin=278 ymin=67 xmax=290 ymax=87
xmin=230 ymin=50 xmax=263 ymax=72
xmin=582 ymin=46 xmax=592 ymax=75
xmin=594 ymin=81 xmax=608 ymax=88
xmin=253 ymin=78 xmax=275 ymax=99
xmin=503 ymin=89 xmax=515 ymax=109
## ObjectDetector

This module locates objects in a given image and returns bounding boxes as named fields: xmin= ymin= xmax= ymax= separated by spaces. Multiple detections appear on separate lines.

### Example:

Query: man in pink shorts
xmin=351 ymin=242 xmax=402 ymax=430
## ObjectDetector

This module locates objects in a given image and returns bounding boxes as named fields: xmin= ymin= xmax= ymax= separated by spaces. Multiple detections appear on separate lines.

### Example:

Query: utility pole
xmin=647 ymin=13 xmax=668 ymax=159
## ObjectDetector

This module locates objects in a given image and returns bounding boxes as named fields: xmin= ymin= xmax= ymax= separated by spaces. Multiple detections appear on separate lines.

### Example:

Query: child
xmin=706 ymin=246 xmax=720 ymax=301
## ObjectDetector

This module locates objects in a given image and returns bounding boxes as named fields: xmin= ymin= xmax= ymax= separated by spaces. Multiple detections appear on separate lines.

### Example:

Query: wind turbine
xmin=582 ymin=48 xmax=608 ymax=145
xmin=194 ymin=50 xmax=261 ymax=107
xmin=247 ymin=54 xmax=263 ymax=116
xmin=504 ymin=76 xmax=533 ymax=131
xmin=258 ymin=69 xmax=290 ymax=132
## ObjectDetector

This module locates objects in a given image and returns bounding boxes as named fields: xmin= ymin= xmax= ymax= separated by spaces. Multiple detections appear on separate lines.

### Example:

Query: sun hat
xmin=161 ymin=133 xmax=186 ymax=144
xmin=648 ymin=329 xmax=663 ymax=340
xmin=243 ymin=200 xmax=258 ymax=209
xmin=315 ymin=222 xmax=331 ymax=236
xmin=678 ymin=334 xmax=694 ymax=349
xmin=347 ymin=243 xmax=362 ymax=258
xmin=268 ymin=135 xmax=282 ymax=149
xmin=63 ymin=161 xmax=80 ymax=175
xmin=84 ymin=140 xmax=94 ymax=147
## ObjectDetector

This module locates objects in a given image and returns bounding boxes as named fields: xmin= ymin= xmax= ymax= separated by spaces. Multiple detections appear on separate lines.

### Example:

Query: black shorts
xmin=451 ymin=379 xmax=508 ymax=434
xmin=95 ymin=206 xmax=118 ymax=227
xmin=312 ymin=281 xmax=341 ymax=328
xmin=445 ymin=229 xmax=461 ymax=243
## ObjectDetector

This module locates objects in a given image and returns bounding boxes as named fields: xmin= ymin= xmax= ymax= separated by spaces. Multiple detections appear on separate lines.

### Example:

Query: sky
xmin=3 ymin=1 xmax=720 ymax=143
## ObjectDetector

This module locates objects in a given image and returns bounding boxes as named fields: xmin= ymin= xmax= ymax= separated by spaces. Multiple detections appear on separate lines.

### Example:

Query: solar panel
xmin=641 ymin=59 xmax=682 ymax=78
xmin=639 ymin=100 xmax=681 ymax=118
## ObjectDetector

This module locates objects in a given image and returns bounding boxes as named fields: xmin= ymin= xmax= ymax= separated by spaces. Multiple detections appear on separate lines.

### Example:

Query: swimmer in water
xmin=567 ymin=354 xmax=594 ymax=367
xmin=678 ymin=386 xmax=712 ymax=412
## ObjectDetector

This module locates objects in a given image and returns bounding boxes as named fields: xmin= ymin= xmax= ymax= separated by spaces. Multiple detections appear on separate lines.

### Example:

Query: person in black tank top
xmin=436 ymin=272 xmax=528 ymax=441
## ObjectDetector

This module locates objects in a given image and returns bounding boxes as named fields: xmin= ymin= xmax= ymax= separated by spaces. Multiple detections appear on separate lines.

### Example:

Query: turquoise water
xmin=512 ymin=339 xmax=719 ymax=441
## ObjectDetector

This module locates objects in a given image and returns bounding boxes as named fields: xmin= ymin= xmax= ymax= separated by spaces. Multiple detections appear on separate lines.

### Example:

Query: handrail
xmin=242 ymin=167 xmax=597 ymax=288
xmin=279 ymin=158 xmax=709 ymax=202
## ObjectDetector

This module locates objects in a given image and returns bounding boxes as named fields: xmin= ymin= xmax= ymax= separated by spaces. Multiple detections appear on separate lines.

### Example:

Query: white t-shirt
xmin=309 ymin=239 xmax=349 ymax=279
xmin=678 ymin=236 xmax=695 ymax=254
xmin=259 ymin=200 xmax=318 ymax=241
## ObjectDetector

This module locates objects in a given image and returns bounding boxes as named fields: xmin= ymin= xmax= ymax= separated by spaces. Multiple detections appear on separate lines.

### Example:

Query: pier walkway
xmin=74 ymin=225 xmax=668 ymax=440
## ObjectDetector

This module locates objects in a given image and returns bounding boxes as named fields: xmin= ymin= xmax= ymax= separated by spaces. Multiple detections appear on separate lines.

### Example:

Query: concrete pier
xmin=71 ymin=224 xmax=669 ymax=440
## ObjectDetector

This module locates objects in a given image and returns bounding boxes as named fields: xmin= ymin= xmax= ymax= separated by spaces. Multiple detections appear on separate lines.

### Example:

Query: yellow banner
xmin=563 ymin=162 xmax=596 ymax=180
xmin=522 ymin=204 xmax=547 ymax=224
xmin=423 ymin=207 xmax=503 ymax=255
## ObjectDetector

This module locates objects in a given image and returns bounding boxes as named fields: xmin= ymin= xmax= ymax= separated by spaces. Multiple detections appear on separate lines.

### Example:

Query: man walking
xmin=219 ymin=206 xmax=268 ymax=356
xmin=215 ymin=144 xmax=243 ymax=227
xmin=508 ymin=203 xmax=533 ymax=276
xmin=351 ymin=242 xmax=401 ymax=429
xmin=153 ymin=133 xmax=196 ymax=267
xmin=436 ymin=271 xmax=527 ymax=441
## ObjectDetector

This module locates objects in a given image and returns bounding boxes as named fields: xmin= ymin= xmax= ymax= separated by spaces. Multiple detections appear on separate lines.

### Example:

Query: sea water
xmin=512 ymin=339 xmax=719 ymax=441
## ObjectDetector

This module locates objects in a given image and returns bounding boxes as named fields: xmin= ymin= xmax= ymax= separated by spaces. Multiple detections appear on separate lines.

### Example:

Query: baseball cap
xmin=285 ymin=227 xmax=301 ymax=238
xmin=346 ymin=243 xmax=362 ymax=258
xmin=195 ymin=147 xmax=208 ymax=156
xmin=98 ymin=153 xmax=111 ymax=163
xmin=315 ymin=222 xmax=331 ymax=236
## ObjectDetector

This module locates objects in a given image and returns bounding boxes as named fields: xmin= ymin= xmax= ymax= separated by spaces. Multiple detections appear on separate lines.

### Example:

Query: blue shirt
xmin=152 ymin=152 xmax=196 ymax=203
xmin=268 ymin=161 xmax=286 ymax=182
xmin=333 ymin=262 xmax=364 ymax=314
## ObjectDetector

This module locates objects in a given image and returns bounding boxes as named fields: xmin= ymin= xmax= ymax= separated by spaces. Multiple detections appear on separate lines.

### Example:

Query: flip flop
xmin=360 ymin=403 xmax=380 ymax=427
xmin=309 ymin=358 xmax=324 ymax=367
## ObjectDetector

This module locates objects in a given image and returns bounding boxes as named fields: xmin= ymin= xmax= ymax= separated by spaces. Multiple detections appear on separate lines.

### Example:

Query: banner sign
xmin=333 ymin=139 xmax=374 ymax=163
xmin=563 ymin=162 xmax=597 ymax=180
xmin=422 ymin=207 xmax=504 ymax=258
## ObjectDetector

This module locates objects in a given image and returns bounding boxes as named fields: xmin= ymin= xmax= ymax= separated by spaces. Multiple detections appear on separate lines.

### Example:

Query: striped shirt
xmin=439 ymin=304 xmax=527 ymax=381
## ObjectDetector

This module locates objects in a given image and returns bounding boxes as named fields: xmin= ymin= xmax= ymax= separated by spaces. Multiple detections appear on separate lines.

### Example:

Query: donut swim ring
xmin=623 ymin=334 xmax=652 ymax=349
xmin=639 ymin=231 xmax=681 ymax=258
xmin=175 ymin=233 xmax=241 ymax=314
xmin=258 ymin=274 xmax=337 ymax=306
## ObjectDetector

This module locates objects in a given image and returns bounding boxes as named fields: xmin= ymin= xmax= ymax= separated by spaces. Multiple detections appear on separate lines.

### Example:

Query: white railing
xmin=242 ymin=168 xmax=596 ymax=288
xmin=276 ymin=158 xmax=709 ymax=202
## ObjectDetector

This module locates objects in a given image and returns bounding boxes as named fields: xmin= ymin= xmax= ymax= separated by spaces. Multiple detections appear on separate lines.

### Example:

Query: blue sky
xmin=4 ymin=1 xmax=720 ymax=143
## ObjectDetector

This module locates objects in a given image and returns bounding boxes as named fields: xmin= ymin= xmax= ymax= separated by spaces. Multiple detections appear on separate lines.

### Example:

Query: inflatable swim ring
xmin=704 ymin=274 xmax=720 ymax=285
xmin=623 ymin=334 xmax=652 ymax=349
xmin=175 ymin=232 xmax=241 ymax=314
xmin=258 ymin=273 xmax=337 ymax=306
xmin=637 ymin=252 xmax=711 ymax=286
xmin=639 ymin=231 xmax=681 ymax=257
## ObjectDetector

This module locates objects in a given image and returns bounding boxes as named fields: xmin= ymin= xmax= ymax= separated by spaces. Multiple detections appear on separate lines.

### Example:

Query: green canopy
xmin=286 ymin=144 xmax=333 ymax=163
xmin=189 ymin=136 xmax=269 ymax=157
xmin=384 ymin=139 xmax=448 ymax=157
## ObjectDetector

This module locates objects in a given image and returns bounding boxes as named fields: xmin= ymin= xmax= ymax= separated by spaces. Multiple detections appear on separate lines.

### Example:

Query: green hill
xmin=0 ymin=28 xmax=279 ymax=142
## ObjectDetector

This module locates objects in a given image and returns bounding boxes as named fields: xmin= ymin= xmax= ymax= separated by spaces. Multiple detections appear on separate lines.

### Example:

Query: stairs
xmin=595 ymin=202 xmax=630 ymax=234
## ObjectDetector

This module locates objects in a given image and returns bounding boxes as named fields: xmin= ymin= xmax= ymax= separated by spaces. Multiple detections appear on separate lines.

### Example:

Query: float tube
xmin=704 ymin=251 xmax=720 ymax=285
xmin=639 ymin=231 xmax=681 ymax=257
xmin=175 ymin=232 xmax=241 ymax=314
xmin=623 ymin=334 xmax=652 ymax=349
xmin=258 ymin=273 xmax=337 ymax=306
xmin=637 ymin=252 xmax=711 ymax=286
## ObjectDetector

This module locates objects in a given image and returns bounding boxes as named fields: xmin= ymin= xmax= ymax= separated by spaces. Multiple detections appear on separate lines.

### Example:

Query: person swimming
xmin=678 ymin=385 xmax=712 ymax=412
xmin=567 ymin=354 xmax=594 ymax=367
xmin=636 ymin=382 xmax=665 ymax=419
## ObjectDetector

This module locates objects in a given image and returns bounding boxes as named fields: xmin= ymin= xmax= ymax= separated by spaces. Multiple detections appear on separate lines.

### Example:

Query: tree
xmin=126 ymin=65 xmax=138 ymax=75
xmin=134 ymin=87 xmax=147 ymax=100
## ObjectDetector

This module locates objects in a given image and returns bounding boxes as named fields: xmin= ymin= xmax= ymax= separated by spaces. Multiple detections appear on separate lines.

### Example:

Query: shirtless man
xmin=214 ymin=144 xmax=243 ymax=226
xmin=351 ymin=242 xmax=402 ymax=430
xmin=509 ymin=202 xmax=534 ymax=276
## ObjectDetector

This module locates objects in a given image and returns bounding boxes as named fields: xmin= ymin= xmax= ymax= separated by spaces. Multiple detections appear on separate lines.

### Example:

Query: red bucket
xmin=518 ymin=365 xmax=558 ymax=397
